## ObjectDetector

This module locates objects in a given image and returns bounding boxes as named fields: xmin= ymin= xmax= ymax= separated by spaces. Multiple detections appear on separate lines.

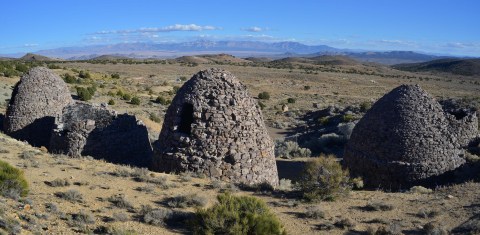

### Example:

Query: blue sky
xmin=1 ymin=0 xmax=479 ymax=56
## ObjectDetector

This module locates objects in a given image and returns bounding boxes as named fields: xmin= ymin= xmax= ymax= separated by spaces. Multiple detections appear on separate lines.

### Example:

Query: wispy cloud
xmin=23 ymin=43 xmax=39 ymax=47
xmin=93 ymin=24 xmax=221 ymax=35
xmin=242 ymin=26 xmax=269 ymax=32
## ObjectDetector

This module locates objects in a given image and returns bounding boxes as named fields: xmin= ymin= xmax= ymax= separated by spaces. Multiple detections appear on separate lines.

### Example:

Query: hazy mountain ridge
xmin=393 ymin=58 xmax=480 ymax=76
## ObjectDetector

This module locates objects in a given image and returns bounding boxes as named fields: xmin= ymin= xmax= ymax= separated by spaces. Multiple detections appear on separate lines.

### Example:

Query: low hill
xmin=19 ymin=53 xmax=57 ymax=61
xmin=244 ymin=57 xmax=273 ymax=62
xmin=393 ymin=58 xmax=480 ymax=76
xmin=175 ymin=56 xmax=211 ymax=64
xmin=199 ymin=54 xmax=252 ymax=64
xmin=90 ymin=54 xmax=132 ymax=61
xmin=348 ymin=51 xmax=441 ymax=65
xmin=309 ymin=55 xmax=360 ymax=66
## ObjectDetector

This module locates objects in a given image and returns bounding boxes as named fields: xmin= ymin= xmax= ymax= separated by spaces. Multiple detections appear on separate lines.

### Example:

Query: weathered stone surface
xmin=3 ymin=67 xmax=73 ymax=147
xmin=344 ymin=84 xmax=478 ymax=189
xmin=50 ymin=102 xmax=152 ymax=167
xmin=153 ymin=68 xmax=278 ymax=186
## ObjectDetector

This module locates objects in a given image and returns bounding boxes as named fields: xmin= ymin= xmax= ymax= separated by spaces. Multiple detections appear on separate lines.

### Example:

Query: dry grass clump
xmin=108 ymin=194 xmax=134 ymax=209
xmin=47 ymin=178 xmax=71 ymax=187
xmin=0 ymin=160 xmax=29 ymax=199
xmin=165 ymin=194 xmax=208 ymax=208
xmin=55 ymin=189 xmax=83 ymax=202
xmin=304 ymin=206 xmax=325 ymax=219
xmin=365 ymin=201 xmax=395 ymax=211
xmin=334 ymin=217 xmax=356 ymax=229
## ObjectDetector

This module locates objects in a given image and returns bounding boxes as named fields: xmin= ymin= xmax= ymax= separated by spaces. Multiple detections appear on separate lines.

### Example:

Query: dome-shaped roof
xmin=344 ymin=84 xmax=476 ymax=189
xmin=4 ymin=67 xmax=73 ymax=147
xmin=153 ymin=68 xmax=278 ymax=187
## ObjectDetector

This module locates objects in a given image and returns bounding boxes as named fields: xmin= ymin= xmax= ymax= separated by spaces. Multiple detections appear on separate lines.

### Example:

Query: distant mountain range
xmin=2 ymin=40 xmax=477 ymax=65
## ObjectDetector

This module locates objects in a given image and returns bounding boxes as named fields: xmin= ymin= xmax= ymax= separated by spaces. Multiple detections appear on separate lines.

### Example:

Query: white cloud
xmin=93 ymin=24 xmax=221 ymax=35
xmin=242 ymin=26 xmax=268 ymax=32
xmin=23 ymin=43 xmax=38 ymax=47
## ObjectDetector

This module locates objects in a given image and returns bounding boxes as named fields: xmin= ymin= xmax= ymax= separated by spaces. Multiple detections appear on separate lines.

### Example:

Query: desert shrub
xmin=15 ymin=63 xmax=29 ymax=73
xmin=68 ymin=210 xmax=95 ymax=232
xmin=190 ymin=193 xmax=286 ymax=235
xmin=277 ymin=178 xmax=293 ymax=191
xmin=287 ymin=98 xmax=296 ymax=103
xmin=365 ymin=201 xmax=394 ymax=211
xmin=342 ymin=114 xmax=356 ymax=122
xmin=19 ymin=150 xmax=36 ymax=159
xmin=165 ymin=194 xmax=207 ymax=208
xmin=275 ymin=140 xmax=311 ymax=158
xmin=258 ymin=101 xmax=266 ymax=110
xmin=111 ymin=73 xmax=120 ymax=79
xmin=47 ymin=64 xmax=61 ymax=69
xmin=108 ymin=194 xmax=134 ymax=209
xmin=130 ymin=96 xmax=141 ymax=105
xmin=155 ymin=96 xmax=171 ymax=105
xmin=78 ymin=70 xmax=91 ymax=79
xmin=304 ymin=206 xmax=325 ymax=219
xmin=298 ymin=155 xmax=351 ymax=201
xmin=108 ymin=99 xmax=115 ymax=105
xmin=0 ymin=215 xmax=21 ymax=234
xmin=417 ymin=208 xmax=440 ymax=219
xmin=62 ymin=73 xmax=77 ymax=84
xmin=258 ymin=91 xmax=270 ymax=100
xmin=360 ymin=101 xmax=372 ymax=112
xmin=0 ymin=160 xmax=29 ymax=198
xmin=112 ymin=212 xmax=130 ymax=222
xmin=122 ymin=93 xmax=132 ymax=101
xmin=48 ymin=178 xmax=71 ymax=187
xmin=55 ymin=189 xmax=83 ymax=202
xmin=179 ymin=76 xmax=188 ymax=81
xmin=318 ymin=116 xmax=329 ymax=125
xmin=149 ymin=113 xmax=161 ymax=123
xmin=304 ymin=85 xmax=311 ymax=90
xmin=76 ymin=86 xmax=96 ymax=101
xmin=168 ymin=86 xmax=181 ymax=95
xmin=139 ymin=205 xmax=172 ymax=226
xmin=334 ymin=217 xmax=356 ymax=229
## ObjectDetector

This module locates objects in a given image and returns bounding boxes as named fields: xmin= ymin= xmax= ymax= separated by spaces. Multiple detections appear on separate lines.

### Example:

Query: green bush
xmin=274 ymin=140 xmax=311 ymax=158
xmin=108 ymin=99 xmax=115 ymax=105
xmin=111 ymin=73 xmax=120 ymax=79
xmin=78 ymin=70 xmax=91 ymax=79
xmin=15 ymin=64 xmax=29 ymax=73
xmin=155 ymin=96 xmax=171 ymax=105
xmin=122 ymin=93 xmax=132 ymax=101
xmin=287 ymin=98 xmax=296 ymax=104
xmin=298 ymin=155 xmax=351 ymax=201
xmin=0 ymin=160 xmax=29 ymax=197
xmin=258 ymin=91 xmax=270 ymax=100
xmin=190 ymin=193 xmax=286 ymax=235
xmin=304 ymin=85 xmax=311 ymax=90
xmin=149 ymin=113 xmax=161 ymax=123
xmin=360 ymin=101 xmax=372 ymax=112
xmin=76 ymin=86 xmax=96 ymax=101
xmin=130 ymin=97 xmax=141 ymax=105
xmin=62 ymin=73 xmax=77 ymax=84
xmin=342 ymin=114 xmax=355 ymax=123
